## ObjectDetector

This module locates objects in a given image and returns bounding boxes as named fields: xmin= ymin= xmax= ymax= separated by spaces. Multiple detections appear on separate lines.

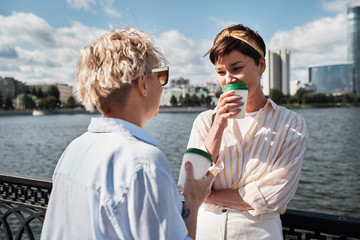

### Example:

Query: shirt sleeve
xmin=239 ymin=113 xmax=308 ymax=216
xmin=126 ymin=166 xmax=189 ymax=240
xmin=187 ymin=111 xmax=224 ymax=176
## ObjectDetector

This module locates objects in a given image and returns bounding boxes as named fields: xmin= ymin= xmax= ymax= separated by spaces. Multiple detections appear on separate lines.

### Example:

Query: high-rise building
xmin=308 ymin=2 xmax=360 ymax=95
xmin=262 ymin=49 xmax=290 ymax=96
xmin=347 ymin=2 xmax=360 ymax=94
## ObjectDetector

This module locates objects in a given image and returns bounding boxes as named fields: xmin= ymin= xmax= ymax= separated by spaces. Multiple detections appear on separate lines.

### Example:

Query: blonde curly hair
xmin=73 ymin=28 xmax=166 ymax=112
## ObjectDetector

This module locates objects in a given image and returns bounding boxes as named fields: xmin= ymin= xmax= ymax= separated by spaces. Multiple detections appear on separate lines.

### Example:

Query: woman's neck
xmin=246 ymin=85 xmax=267 ymax=113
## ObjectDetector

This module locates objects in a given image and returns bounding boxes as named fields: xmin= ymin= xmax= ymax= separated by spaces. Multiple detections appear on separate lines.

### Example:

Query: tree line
xmin=169 ymin=93 xmax=213 ymax=107
xmin=268 ymin=88 xmax=360 ymax=107
xmin=2 ymin=85 xmax=77 ymax=110
xmin=3 ymin=85 xmax=359 ymax=111
xmin=169 ymin=88 xmax=360 ymax=108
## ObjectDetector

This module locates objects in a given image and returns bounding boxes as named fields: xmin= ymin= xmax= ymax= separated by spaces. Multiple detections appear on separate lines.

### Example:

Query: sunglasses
xmin=152 ymin=66 xmax=169 ymax=86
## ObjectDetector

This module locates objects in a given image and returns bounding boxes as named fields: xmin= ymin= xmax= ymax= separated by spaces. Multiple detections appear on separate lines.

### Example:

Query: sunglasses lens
xmin=158 ymin=71 xmax=168 ymax=86
xmin=152 ymin=67 xmax=169 ymax=86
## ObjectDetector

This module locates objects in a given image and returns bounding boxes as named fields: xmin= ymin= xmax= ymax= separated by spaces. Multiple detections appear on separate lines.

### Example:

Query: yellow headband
xmin=215 ymin=30 xmax=264 ymax=57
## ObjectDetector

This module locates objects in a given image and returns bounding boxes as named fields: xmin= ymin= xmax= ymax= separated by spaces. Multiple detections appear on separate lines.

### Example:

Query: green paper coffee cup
xmin=177 ymin=148 xmax=213 ymax=188
xmin=222 ymin=83 xmax=249 ymax=119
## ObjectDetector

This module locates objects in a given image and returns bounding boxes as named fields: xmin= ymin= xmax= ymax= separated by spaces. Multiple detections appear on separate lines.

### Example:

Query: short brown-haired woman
xmin=187 ymin=24 xmax=308 ymax=239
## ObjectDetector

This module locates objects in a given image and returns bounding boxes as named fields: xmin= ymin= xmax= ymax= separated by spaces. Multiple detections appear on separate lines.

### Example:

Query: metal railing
xmin=1 ymin=174 xmax=360 ymax=240
xmin=281 ymin=209 xmax=360 ymax=239
xmin=0 ymin=174 xmax=51 ymax=240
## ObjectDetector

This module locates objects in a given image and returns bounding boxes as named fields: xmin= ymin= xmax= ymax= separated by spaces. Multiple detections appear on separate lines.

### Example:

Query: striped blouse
xmin=187 ymin=99 xmax=308 ymax=216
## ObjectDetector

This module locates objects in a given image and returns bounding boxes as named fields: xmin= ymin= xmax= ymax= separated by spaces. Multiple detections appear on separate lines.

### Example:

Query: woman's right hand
xmin=183 ymin=162 xmax=214 ymax=208
xmin=182 ymin=162 xmax=215 ymax=239
xmin=204 ymin=90 xmax=243 ymax=161
xmin=214 ymin=90 xmax=244 ymax=129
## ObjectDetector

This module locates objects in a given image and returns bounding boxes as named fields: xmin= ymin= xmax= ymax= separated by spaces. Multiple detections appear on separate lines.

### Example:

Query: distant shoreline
xmin=0 ymin=109 xmax=97 ymax=117
xmin=0 ymin=106 xmax=213 ymax=117
xmin=159 ymin=106 xmax=213 ymax=113
xmin=1 ymin=104 xmax=358 ymax=117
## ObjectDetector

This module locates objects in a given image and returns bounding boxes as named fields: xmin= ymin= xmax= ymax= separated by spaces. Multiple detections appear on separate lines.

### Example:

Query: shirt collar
xmin=265 ymin=98 xmax=277 ymax=110
xmin=87 ymin=117 xmax=159 ymax=146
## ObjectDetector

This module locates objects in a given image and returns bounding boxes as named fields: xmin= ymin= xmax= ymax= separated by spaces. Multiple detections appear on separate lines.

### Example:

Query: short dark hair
xmin=205 ymin=24 xmax=266 ymax=66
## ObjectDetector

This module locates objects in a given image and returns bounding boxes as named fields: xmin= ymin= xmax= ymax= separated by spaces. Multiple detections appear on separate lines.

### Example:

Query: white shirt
xmin=188 ymin=99 xmax=308 ymax=216
xmin=237 ymin=111 xmax=259 ymax=137
xmin=41 ymin=118 xmax=190 ymax=240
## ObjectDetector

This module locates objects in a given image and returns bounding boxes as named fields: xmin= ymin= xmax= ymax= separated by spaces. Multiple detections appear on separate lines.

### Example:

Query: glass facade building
xmin=309 ymin=64 xmax=353 ymax=95
xmin=308 ymin=4 xmax=359 ymax=95
xmin=347 ymin=4 xmax=360 ymax=94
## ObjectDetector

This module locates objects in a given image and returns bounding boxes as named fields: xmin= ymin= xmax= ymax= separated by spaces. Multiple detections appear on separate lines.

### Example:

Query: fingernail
xmin=238 ymin=95 xmax=243 ymax=99
xmin=237 ymin=109 xmax=242 ymax=112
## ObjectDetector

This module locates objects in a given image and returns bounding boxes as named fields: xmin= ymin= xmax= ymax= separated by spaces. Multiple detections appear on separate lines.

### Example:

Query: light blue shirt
xmin=41 ymin=118 xmax=189 ymax=240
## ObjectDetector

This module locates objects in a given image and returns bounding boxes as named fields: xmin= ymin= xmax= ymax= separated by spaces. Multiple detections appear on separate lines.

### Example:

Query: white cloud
xmin=322 ymin=0 xmax=355 ymax=12
xmin=0 ymin=12 xmax=106 ymax=85
xmin=67 ymin=0 xmax=121 ymax=18
xmin=66 ymin=0 xmax=96 ymax=11
xmin=268 ymin=13 xmax=347 ymax=83
xmin=0 ymin=12 xmax=57 ymax=48
xmin=0 ymin=7 xmax=351 ymax=90
xmin=155 ymin=30 xmax=215 ymax=84
xmin=0 ymin=12 xmax=214 ymax=86
xmin=0 ymin=44 xmax=18 ymax=58
xmin=100 ymin=0 xmax=121 ymax=18
xmin=210 ymin=17 xmax=238 ymax=30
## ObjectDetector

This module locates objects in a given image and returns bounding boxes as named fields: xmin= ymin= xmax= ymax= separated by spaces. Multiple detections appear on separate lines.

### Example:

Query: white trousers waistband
xmin=205 ymin=206 xmax=281 ymax=221
xmin=196 ymin=205 xmax=283 ymax=240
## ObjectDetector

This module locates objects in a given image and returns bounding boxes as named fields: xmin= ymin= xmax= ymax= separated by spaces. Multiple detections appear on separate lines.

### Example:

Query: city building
xmin=309 ymin=63 xmax=354 ymax=95
xmin=262 ymin=49 xmax=290 ymax=96
xmin=12 ymin=93 xmax=38 ymax=110
xmin=160 ymin=80 xmax=219 ymax=106
xmin=169 ymin=77 xmax=189 ymax=87
xmin=55 ymin=83 xmax=73 ymax=106
xmin=27 ymin=83 xmax=74 ymax=106
xmin=160 ymin=87 xmax=183 ymax=106
xmin=0 ymin=77 xmax=26 ymax=105
xmin=347 ymin=2 xmax=360 ymax=94
xmin=307 ymin=3 xmax=360 ymax=95
xmin=205 ymin=81 xmax=221 ymax=94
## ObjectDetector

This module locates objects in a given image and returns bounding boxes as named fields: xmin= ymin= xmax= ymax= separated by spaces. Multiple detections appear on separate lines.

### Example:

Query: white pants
xmin=196 ymin=206 xmax=283 ymax=240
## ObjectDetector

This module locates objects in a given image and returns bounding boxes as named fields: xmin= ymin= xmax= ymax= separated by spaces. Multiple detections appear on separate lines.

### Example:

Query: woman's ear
xmin=259 ymin=57 xmax=266 ymax=75
xmin=135 ymin=74 xmax=148 ymax=97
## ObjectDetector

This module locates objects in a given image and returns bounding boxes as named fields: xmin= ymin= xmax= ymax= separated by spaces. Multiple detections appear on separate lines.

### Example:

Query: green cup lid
xmin=183 ymin=148 xmax=213 ymax=164
xmin=222 ymin=83 xmax=249 ymax=92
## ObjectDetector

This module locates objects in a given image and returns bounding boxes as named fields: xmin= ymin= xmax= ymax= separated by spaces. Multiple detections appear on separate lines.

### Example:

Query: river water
xmin=0 ymin=107 xmax=359 ymax=218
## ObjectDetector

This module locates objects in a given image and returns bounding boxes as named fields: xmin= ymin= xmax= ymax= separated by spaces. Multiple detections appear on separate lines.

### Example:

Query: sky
xmin=0 ymin=0 xmax=359 ymax=89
